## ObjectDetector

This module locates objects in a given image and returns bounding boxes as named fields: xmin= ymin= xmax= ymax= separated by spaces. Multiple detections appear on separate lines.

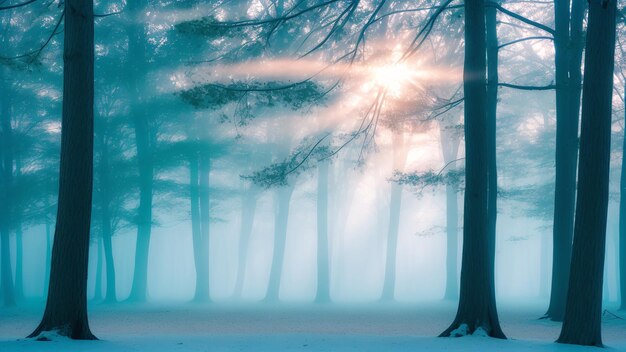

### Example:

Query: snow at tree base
xmin=0 ymin=0 xmax=625 ymax=351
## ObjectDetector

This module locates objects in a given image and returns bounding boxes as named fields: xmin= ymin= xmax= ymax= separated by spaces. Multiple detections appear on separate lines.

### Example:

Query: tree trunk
xmin=13 ymin=155 xmax=23 ymax=301
xmin=316 ymin=159 xmax=331 ymax=303
xmin=193 ymin=154 xmax=211 ymax=301
xmin=0 ymin=64 xmax=15 ymax=307
xmin=381 ymin=133 xmax=408 ymax=301
xmin=43 ymin=219 xmax=51 ymax=298
xmin=440 ymin=0 xmax=505 ymax=338
xmin=29 ymin=0 xmax=96 ymax=339
xmin=98 ymin=124 xmax=116 ymax=302
xmin=557 ymin=0 xmax=615 ymax=345
xmin=93 ymin=239 xmax=103 ymax=301
xmin=621 ymin=84 xmax=626 ymax=310
xmin=441 ymin=126 xmax=461 ymax=301
xmin=486 ymin=0 xmax=499 ymax=319
xmin=127 ymin=0 xmax=153 ymax=302
xmin=546 ymin=0 xmax=585 ymax=321
xmin=233 ymin=185 xmax=258 ymax=297
xmin=264 ymin=185 xmax=294 ymax=302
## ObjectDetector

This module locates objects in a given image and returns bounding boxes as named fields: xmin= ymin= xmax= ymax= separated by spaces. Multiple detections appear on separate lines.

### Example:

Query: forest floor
xmin=0 ymin=300 xmax=625 ymax=351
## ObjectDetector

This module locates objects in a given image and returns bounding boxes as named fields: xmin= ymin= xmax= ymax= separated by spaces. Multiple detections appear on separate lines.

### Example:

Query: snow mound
xmin=30 ymin=330 xmax=70 ymax=342
xmin=449 ymin=324 xmax=469 ymax=337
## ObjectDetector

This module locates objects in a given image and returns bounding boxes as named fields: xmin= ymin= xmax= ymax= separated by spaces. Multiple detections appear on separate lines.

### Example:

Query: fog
xmin=1 ymin=0 xmax=625 ymax=350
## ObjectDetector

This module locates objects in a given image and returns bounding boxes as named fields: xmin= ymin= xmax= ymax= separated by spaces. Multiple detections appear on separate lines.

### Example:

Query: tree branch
xmin=0 ymin=0 xmax=38 ymax=10
xmin=486 ymin=1 xmax=555 ymax=35
xmin=498 ymin=36 xmax=553 ymax=49
xmin=498 ymin=82 xmax=556 ymax=90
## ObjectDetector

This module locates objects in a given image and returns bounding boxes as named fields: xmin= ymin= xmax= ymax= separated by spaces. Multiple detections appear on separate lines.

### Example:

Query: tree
xmin=440 ymin=0 xmax=505 ymax=338
xmin=545 ymin=0 xmax=586 ymax=321
xmin=126 ymin=0 xmax=154 ymax=302
xmin=556 ymin=0 xmax=616 ymax=345
xmin=28 ymin=0 xmax=96 ymax=340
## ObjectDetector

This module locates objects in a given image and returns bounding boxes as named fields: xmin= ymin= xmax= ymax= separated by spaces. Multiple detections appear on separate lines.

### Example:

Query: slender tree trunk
xmin=98 ymin=125 xmax=116 ymax=302
xmin=233 ymin=186 xmax=258 ymax=297
xmin=14 ymin=213 xmax=23 ymax=301
xmin=381 ymin=133 xmax=408 ymax=301
xmin=316 ymin=159 xmax=331 ymax=303
xmin=546 ymin=0 xmax=585 ymax=321
xmin=29 ymin=0 xmax=96 ymax=339
xmin=441 ymin=127 xmax=461 ymax=301
xmin=43 ymin=219 xmax=51 ymax=298
xmin=93 ymin=239 xmax=103 ymax=301
xmin=102 ymin=223 xmax=116 ymax=302
xmin=14 ymin=154 xmax=24 ymax=301
xmin=557 ymin=0 xmax=615 ymax=345
xmin=444 ymin=182 xmax=459 ymax=300
xmin=621 ymin=85 xmax=626 ymax=310
xmin=264 ymin=185 xmax=294 ymax=302
xmin=440 ymin=0 xmax=504 ymax=338
xmin=193 ymin=154 xmax=211 ymax=301
xmin=127 ymin=0 xmax=153 ymax=302
xmin=0 ymin=64 xmax=15 ymax=307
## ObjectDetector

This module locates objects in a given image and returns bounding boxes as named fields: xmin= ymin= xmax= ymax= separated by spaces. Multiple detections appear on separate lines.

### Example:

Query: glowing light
xmin=370 ymin=63 xmax=417 ymax=97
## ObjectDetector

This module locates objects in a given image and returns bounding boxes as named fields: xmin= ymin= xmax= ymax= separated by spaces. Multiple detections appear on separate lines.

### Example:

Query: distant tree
xmin=556 ymin=0 xmax=616 ymax=346
xmin=29 ymin=0 xmax=96 ymax=340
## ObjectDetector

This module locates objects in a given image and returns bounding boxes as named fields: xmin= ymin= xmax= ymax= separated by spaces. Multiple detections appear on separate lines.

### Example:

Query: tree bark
xmin=440 ymin=0 xmax=505 ymax=338
xmin=29 ymin=0 xmax=96 ymax=339
xmin=557 ymin=0 xmax=615 ymax=345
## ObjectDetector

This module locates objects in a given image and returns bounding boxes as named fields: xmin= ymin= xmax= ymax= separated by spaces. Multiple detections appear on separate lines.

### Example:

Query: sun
xmin=371 ymin=63 xmax=415 ymax=97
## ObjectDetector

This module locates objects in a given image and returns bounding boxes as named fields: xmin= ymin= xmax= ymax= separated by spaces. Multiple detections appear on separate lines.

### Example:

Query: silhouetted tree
xmin=557 ymin=0 xmax=616 ymax=346
xmin=29 ymin=0 xmax=96 ymax=340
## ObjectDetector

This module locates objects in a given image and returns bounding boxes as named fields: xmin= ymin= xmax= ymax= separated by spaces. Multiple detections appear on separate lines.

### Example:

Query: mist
xmin=0 ymin=0 xmax=625 ymax=351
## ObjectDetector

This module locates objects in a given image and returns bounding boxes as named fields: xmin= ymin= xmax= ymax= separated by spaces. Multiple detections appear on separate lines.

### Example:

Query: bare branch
xmin=498 ymin=82 xmax=556 ymax=90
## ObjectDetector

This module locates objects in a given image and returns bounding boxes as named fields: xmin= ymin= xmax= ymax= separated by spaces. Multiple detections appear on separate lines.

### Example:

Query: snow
xmin=0 ymin=301 xmax=624 ymax=351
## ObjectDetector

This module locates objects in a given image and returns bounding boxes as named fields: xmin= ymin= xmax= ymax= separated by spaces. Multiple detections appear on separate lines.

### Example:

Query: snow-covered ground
xmin=0 ymin=301 xmax=624 ymax=351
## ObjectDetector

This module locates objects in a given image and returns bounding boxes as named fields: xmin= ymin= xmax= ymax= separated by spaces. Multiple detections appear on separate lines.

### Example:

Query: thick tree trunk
xmin=233 ymin=186 xmax=258 ymax=297
xmin=440 ymin=0 xmax=504 ymax=338
xmin=316 ymin=159 xmax=331 ymax=303
xmin=264 ymin=185 xmax=294 ymax=302
xmin=486 ymin=0 xmax=499 ymax=318
xmin=557 ymin=0 xmax=615 ymax=345
xmin=127 ymin=0 xmax=153 ymax=302
xmin=558 ymin=0 xmax=616 ymax=346
xmin=29 ymin=0 xmax=96 ymax=339
xmin=546 ymin=0 xmax=585 ymax=321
